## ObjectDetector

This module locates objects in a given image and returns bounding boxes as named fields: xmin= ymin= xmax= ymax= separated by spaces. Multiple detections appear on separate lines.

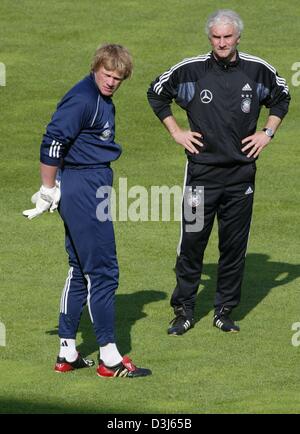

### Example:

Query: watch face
xmin=265 ymin=128 xmax=274 ymax=137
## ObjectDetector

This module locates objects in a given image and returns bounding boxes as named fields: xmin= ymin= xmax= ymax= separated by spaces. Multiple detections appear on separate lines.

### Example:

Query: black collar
xmin=211 ymin=51 xmax=240 ymax=70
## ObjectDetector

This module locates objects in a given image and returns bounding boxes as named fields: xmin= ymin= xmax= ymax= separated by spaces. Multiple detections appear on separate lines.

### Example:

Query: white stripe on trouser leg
xmin=245 ymin=214 xmax=253 ymax=258
xmin=85 ymin=274 xmax=94 ymax=322
xmin=177 ymin=161 xmax=188 ymax=256
xmin=60 ymin=267 xmax=73 ymax=314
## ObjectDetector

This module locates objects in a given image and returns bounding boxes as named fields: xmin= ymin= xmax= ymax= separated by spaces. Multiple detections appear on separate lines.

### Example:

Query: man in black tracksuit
xmin=147 ymin=9 xmax=290 ymax=334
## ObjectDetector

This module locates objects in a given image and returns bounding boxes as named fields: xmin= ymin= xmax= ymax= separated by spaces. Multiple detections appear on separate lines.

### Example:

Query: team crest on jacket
xmin=241 ymin=98 xmax=251 ymax=113
xmin=187 ymin=190 xmax=202 ymax=208
xmin=99 ymin=121 xmax=111 ymax=141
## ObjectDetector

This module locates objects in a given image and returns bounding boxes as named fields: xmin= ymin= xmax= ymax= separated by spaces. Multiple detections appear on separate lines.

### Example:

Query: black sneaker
xmin=168 ymin=306 xmax=195 ymax=336
xmin=54 ymin=353 xmax=95 ymax=372
xmin=97 ymin=356 xmax=152 ymax=378
xmin=213 ymin=314 xmax=240 ymax=333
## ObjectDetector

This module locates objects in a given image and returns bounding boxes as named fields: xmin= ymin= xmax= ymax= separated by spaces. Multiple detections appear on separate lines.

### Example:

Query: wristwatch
xmin=262 ymin=127 xmax=274 ymax=139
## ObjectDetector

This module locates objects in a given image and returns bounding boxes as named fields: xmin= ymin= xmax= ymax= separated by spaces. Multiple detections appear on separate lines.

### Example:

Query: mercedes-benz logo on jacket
xmin=200 ymin=89 xmax=213 ymax=103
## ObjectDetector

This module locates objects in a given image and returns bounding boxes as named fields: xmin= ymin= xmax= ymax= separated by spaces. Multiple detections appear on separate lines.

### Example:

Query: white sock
xmin=59 ymin=338 xmax=78 ymax=362
xmin=100 ymin=343 xmax=122 ymax=367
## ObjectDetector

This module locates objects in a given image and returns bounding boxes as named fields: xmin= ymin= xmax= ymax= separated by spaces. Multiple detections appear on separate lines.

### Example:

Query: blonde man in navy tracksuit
xmin=24 ymin=44 xmax=151 ymax=378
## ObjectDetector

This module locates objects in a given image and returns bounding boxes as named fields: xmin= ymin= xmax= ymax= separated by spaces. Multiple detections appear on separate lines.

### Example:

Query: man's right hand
xmin=162 ymin=116 xmax=203 ymax=154
xmin=171 ymin=129 xmax=203 ymax=154
xmin=23 ymin=181 xmax=61 ymax=220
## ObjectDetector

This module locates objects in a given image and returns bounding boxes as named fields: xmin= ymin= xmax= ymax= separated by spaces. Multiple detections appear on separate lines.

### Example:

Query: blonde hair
xmin=90 ymin=43 xmax=133 ymax=79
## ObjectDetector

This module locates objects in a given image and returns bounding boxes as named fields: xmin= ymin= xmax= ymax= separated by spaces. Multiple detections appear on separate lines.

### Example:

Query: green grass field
xmin=1 ymin=0 xmax=300 ymax=414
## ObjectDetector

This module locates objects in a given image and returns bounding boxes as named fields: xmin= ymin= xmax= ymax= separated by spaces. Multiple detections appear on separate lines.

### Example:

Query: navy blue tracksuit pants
xmin=58 ymin=165 xmax=118 ymax=346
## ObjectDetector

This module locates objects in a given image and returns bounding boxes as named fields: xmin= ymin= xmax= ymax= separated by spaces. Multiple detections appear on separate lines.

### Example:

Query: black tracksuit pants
xmin=171 ymin=161 xmax=256 ymax=318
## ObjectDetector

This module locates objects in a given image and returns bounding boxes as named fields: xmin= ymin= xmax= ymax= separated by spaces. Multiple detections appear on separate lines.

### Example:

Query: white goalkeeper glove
xmin=23 ymin=181 xmax=61 ymax=220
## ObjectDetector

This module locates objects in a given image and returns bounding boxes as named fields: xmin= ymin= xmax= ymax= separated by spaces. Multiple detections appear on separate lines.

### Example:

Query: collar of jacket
xmin=211 ymin=51 xmax=240 ymax=70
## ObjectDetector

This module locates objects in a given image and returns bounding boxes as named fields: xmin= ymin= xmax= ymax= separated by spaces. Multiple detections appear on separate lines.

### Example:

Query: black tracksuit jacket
xmin=147 ymin=51 xmax=290 ymax=166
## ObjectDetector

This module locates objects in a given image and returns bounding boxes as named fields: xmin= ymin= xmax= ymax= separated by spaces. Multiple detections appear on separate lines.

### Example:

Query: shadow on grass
xmin=194 ymin=253 xmax=300 ymax=323
xmin=0 ymin=398 xmax=129 ymax=414
xmin=46 ymin=289 xmax=166 ymax=357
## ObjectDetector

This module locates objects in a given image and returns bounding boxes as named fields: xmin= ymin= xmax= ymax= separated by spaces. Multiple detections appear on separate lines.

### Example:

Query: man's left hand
xmin=241 ymin=131 xmax=272 ymax=158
